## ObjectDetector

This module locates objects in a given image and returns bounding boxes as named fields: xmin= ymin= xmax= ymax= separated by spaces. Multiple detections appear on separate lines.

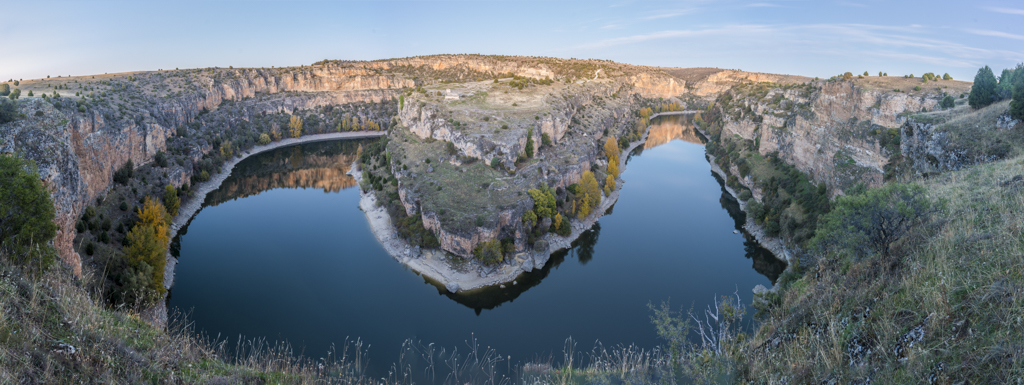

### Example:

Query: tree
xmin=843 ymin=72 xmax=853 ymax=81
xmin=576 ymin=171 xmax=602 ymax=219
xmin=997 ymin=68 xmax=1016 ymax=100
xmin=603 ymin=137 xmax=619 ymax=160
xmin=0 ymin=154 xmax=58 ymax=270
xmin=812 ymin=183 xmax=936 ymax=259
xmin=137 ymin=196 xmax=171 ymax=247
xmin=113 ymin=159 xmax=134 ymax=184
xmin=605 ymin=175 xmax=616 ymax=193
xmin=8 ymin=89 xmax=20 ymax=100
xmin=604 ymin=137 xmax=620 ymax=178
xmin=878 ymin=71 xmax=883 ymax=77
xmin=258 ymin=133 xmax=271 ymax=145
xmin=863 ymin=71 xmax=869 ymax=76
xmin=525 ymin=128 xmax=534 ymax=157
xmin=528 ymin=184 xmax=557 ymax=218
xmin=541 ymin=132 xmax=552 ymax=146
xmin=0 ymin=83 xmax=9 ymax=96
xmin=523 ymin=210 xmax=538 ymax=228
xmin=163 ymin=185 xmax=180 ymax=217
xmin=943 ymin=73 xmax=952 ymax=80
xmin=1011 ymin=75 xmax=1024 ymax=121
xmin=553 ymin=213 xmax=563 ymax=231
xmin=969 ymin=65 xmax=998 ymax=109
xmin=289 ymin=115 xmax=303 ymax=138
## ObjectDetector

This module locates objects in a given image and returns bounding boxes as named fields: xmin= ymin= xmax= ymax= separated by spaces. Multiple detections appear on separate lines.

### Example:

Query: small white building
xmin=444 ymin=89 xmax=460 ymax=101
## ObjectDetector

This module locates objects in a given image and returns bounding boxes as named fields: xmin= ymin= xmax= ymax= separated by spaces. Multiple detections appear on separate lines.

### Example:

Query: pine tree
xmin=1011 ymin=76 xmax=1024 ymax=121
xmin=969 ymin=66 xmax=998 ymax=109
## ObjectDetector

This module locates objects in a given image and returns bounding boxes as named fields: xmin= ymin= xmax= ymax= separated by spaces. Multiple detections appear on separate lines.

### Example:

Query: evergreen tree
xmin=0 ymin=154 xmax=58 ymax=269
xmin=1011 ymin=76 xmax=1024 ymax=121
xmin=969 ymin=66 xmax=998 ymax=109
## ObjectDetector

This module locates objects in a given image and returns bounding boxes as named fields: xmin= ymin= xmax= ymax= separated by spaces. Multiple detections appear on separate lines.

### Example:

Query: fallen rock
xmin=445 ymin=281 xmax=460 ymax=293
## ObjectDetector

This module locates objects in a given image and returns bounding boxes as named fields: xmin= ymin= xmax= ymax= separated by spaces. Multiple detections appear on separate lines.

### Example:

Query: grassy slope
xmin=745 ymin=154 xmax=1023 ymax=382
xmin=0 ymin=262 xmax=374 ymax=384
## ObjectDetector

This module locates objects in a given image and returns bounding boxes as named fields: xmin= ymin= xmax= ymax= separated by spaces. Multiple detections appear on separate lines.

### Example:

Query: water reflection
xmin=442 ymin=224 xmax=603 ymax=314
xmin=644 ymin=114 xmax=706 ymax=148
xmin=204 ymin=140 xmax=368 ymax=206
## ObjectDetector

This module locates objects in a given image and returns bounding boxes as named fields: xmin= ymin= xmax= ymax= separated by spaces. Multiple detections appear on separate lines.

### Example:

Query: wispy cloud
xmin=965 ymin=29 xmax=1024 ymax=41
xmin=985 ymin=7 xmax=1024 ymax=16
xmin=575 ymin=25 xmax=777 ymax=49
xmin=645 ymin=10 xmax=695 ymax=20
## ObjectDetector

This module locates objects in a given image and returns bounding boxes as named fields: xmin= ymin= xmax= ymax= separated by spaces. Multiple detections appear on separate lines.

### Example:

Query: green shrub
xmin=113 ymin=160 xmax=134 ymax=184
xmin=0 ymin=154 xmax=59 ymax=270
xmin=0 ymin=83 xmax=9 ymax=96
xmin=812 ymin=182 xmax=938 ymax=258
xmin=473 ymin=239 xmax=504 ymax=265
xmin=0 ymin=98 xmax=18 ymax=124
xmin=940 ymin=95 xmax=956 ymax=109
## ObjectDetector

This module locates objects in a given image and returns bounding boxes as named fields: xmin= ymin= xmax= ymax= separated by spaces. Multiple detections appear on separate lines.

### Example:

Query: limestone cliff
xmin=716 ymin=80 xmax=956 ymax=194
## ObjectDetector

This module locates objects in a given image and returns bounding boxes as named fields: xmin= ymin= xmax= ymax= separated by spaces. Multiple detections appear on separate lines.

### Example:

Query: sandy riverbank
xmin=352 ymin=131 xmax=650 ymax=293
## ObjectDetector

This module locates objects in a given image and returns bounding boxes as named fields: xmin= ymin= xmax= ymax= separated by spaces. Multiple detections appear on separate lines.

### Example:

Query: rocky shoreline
xmin=706 ymin=153 xmax=793 ymax=265
xmin=352 ymin=130 xmax=649 ymax=293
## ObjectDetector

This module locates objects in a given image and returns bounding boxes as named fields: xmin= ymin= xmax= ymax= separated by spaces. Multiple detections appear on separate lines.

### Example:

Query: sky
xmin=2 ymin=0 xmax=1023 ymax=82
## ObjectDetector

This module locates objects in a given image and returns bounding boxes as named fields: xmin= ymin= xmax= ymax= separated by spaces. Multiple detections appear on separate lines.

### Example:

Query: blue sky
xmin=2 ymin=0 xmax=1022 ymax=81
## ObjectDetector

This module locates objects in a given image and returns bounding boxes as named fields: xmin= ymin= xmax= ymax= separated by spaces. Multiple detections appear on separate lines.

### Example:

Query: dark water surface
xmin=169 ymin=116 xmax=785 ymax=376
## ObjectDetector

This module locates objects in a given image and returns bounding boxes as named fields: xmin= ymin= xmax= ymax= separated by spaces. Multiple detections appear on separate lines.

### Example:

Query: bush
xmin=7 ymin=89 xmax=19 ymax=100
xmin=163 ymin=185 xmax=180 ymax=216
xmin=113 ymin=160 xmax=134 ymax=184
xmin=0 ymin=154 xmax=59 ymax=270
xmin=258 ymin=133 xmax=271 ymax=145
xmin=969 ymin=65 xmax=998 ymax=109
xmin=843 ymin=72 xmax=853 ymax=80
xmin=738 ymin=189 xmax=752 ymax=201
xmin=940 ymin=95 xmax=956 ymax=109
xmin=473 ymin=239 xmax=504 ymax=265
xmin=0 ymin=98 xmax=18 ymax=124
xmin=0 ymin=83 xmax=9 ymax=96
xmin=812 ymin=182 xmax=937 ymax=259
xmin=154 ymin=151 xmax=168 ymax=168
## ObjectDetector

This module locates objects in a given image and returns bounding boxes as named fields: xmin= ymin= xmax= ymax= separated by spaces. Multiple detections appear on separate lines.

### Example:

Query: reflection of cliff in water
xmin=438 ymin=223 xmax=603 ymax=315
xmin=711 ymin=171 xmax=787 ymax=284
xmin=204 ymin=140 xmax=370 ymax=206
xmin=645 ymin=115 xmax=706 ymax=149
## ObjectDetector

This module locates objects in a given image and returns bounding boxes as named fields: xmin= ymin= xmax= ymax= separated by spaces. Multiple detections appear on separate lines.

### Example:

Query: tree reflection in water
xmin=439 ymin=223 xmax=604 ymax=315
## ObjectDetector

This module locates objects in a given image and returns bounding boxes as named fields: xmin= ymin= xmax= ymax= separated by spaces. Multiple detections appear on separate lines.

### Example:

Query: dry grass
xmin=0 ymin=257 xmax=381 ymax=384
xmin=745 ymin=155 xmax=1024 ymax=383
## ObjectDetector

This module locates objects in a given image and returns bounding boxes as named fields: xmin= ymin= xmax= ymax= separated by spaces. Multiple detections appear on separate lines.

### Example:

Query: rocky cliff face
xmin=719 ymin=81 xmax=942 ymax=194
xmin=2 ymin=67 xmax=405 ymax=274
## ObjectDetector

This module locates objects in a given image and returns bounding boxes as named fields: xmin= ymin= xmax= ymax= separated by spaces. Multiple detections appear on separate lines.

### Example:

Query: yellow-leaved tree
xmin=576 ymin=171 xmax=602 ymax=219
xmin=289 ymin=115 xmax=303 ymax=138
xmin=123 ymin=196 xmax=172 ymax=303
xmin=605 ymin=138 xmax=620 ymax=178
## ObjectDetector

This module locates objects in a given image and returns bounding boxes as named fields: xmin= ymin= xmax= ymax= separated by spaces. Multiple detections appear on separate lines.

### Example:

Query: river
xmin=168 ymin=114 xmax=785 ymax=377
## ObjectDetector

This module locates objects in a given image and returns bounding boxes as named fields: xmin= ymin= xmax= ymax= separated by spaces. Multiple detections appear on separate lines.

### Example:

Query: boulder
xmin=445 ymin=281 xmax=460 ymax=293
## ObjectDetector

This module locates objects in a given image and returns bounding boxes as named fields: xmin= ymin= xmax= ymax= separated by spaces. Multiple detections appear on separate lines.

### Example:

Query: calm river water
xmin=169 ymin=115 xmax=785 ymax=376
